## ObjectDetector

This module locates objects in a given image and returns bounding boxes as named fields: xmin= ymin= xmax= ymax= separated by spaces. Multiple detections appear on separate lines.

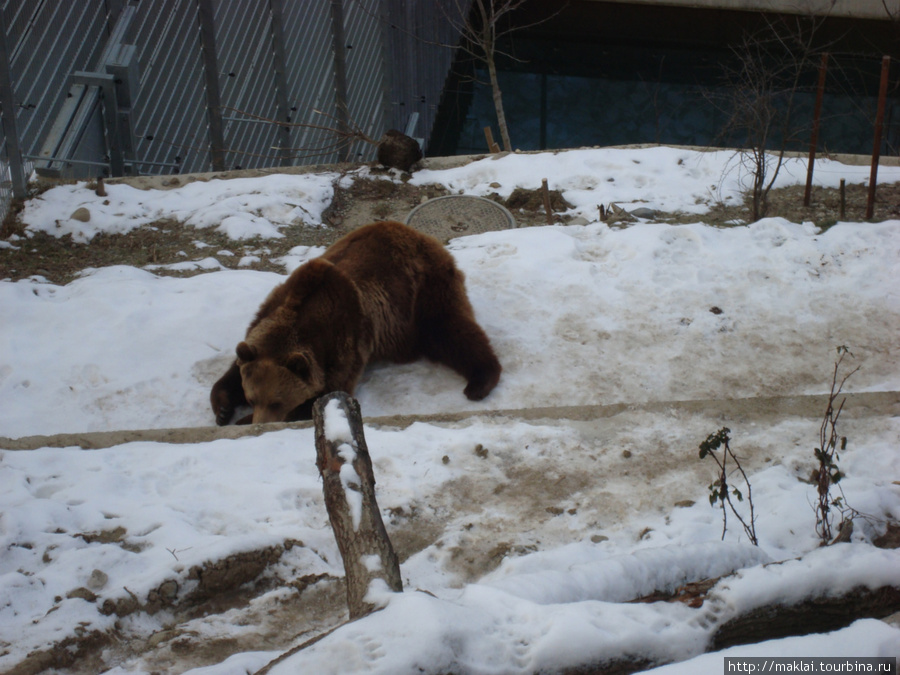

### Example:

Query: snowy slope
xmin=1 ymin=147 xmax=899 ymax=674
xmin=2 ymin=218 xmax=898 ymax=439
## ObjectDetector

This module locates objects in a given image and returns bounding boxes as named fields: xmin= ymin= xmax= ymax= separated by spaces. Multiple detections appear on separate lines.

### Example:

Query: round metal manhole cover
xmin=405 ymin=195 xmax=517 ymax=241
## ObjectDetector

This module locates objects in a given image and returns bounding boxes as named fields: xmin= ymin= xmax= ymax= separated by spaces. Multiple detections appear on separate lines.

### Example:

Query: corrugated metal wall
xmin=2 ymin=1 xmax=111 ymax=159
xmin=0 ymin=0 xmax=466 ymax=218
xmin=212 ymin=1 xmax=286 ymax=170
xmin=344 ymin=0 xmax=389 ymax=161
xmin=281 ymin=2 xmax=343 ymax=164
xmin=385 ymin=0 xmax=464 ymax=145
xmin=125 ymin=0 xmax=211 ymax=175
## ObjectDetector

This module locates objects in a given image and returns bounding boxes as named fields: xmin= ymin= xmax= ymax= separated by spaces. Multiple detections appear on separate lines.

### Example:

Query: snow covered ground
xmin=1 ymin=147 xmax=899 ymax=674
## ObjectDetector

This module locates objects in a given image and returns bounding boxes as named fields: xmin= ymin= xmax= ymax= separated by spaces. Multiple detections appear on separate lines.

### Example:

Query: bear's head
xmin=236 ymin=341 xmax=324 ymax=423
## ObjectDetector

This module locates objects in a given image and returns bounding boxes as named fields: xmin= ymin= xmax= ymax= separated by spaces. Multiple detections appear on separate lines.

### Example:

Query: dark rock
xmin=66 ymin=587 xmax=97 ymax=603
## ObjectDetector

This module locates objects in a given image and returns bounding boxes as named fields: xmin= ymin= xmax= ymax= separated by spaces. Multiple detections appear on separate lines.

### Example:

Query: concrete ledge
xmin=2 ymin=391 xmax=897 ymax=451
xmin=102 ymin=144 xmax=899 ymax=194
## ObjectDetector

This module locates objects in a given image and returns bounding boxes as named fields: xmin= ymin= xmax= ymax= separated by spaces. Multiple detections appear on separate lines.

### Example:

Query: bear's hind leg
xmin=210 ymin=361 xmax=247 ymax=425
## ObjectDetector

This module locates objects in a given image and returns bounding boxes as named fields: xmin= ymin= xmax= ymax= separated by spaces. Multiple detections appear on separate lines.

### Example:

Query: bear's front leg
xmin=210 ymin=361 xmax=247 ymax=425
xmin=286 ymin=398 xmax=316 ymax=422
xmin=419 ymin=313 xmax=501 ymax=402
xmin=463 ymin=358 xmax=502 ymax=401
xmin=233 ymin=399 xmax=311 ymax=425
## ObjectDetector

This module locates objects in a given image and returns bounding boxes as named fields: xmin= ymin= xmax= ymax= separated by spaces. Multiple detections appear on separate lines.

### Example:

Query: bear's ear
xmin=285 ymin=351 xmax=311 ymax=379
xmin=236 ymin=341 xmax=257 ymax=363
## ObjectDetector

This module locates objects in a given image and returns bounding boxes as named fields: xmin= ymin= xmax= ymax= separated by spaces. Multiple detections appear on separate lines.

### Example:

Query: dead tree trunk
xmin=313 ymin=391 xmax=402 ymax=619
xmin=711 ymin=585 xmax=900 ymax=651
xmin=487 ymin=50 xmax=511 ymax=152
xmin=562 ymin=583 xmax=900 ymax=675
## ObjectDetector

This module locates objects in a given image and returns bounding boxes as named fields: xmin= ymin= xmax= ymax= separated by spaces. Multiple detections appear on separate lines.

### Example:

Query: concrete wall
xmin=586 ymin=0 xmax=900 ymax=20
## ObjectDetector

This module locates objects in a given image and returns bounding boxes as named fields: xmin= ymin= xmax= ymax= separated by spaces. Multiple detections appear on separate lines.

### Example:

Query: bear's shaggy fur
xmin=211 ymin=220 xmax=501 ymax=424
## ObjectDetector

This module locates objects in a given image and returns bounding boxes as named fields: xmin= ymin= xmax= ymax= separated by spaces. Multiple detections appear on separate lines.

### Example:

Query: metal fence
xmin=0 ymin=0 xmax=464 ymax=218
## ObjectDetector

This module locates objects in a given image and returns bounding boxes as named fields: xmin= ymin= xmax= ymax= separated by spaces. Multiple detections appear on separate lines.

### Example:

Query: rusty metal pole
xmin=804 ymin=53 xmax=829 ymax=207
xmin=866 ymin=56 xmax=891 ymax=220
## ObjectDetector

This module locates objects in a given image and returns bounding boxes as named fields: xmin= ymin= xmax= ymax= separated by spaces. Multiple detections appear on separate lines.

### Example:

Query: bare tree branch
xmin=434 ymin=0 xmax=567 ymax=152
xmin=711 ymin=10 xmax=838 ymax=219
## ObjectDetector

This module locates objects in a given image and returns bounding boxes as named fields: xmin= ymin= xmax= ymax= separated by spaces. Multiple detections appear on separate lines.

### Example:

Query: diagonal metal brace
xmin=34 ymin=3 xmax=137 ymax=178
xmin=71 ymin=72 xmax=124 ymax=176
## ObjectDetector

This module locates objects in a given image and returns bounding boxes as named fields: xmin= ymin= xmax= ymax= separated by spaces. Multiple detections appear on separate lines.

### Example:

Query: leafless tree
xmin=437 ymin=0 xmax=565 ymax=152
xmin=713 ymin=11 xmax=832 ymax=220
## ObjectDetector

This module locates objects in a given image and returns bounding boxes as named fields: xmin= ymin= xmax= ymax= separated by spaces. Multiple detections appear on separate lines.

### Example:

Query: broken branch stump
xmin=313 ymin=391 xmax=403 ymax=619
xmin=484 ymin=126 xmax=501 ymax=154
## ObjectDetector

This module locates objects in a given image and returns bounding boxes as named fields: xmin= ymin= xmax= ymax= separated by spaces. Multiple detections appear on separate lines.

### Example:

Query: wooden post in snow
xmin=541 ymin=178 xmax=553 ymax=224
xmin=313 ymin=391 xmax=402 ymax=619
xmin=484 ymin=126 xmax=501 ymax=154
xmin=839 ymin=179 xmax=846 ymax=219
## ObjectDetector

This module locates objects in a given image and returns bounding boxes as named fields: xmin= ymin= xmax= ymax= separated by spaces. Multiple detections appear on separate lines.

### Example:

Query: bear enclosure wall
xmin=0 ymin=0 xmax=465 ymax=220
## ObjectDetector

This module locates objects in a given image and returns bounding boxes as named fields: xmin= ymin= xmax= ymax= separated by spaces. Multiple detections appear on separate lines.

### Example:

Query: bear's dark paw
xmin=215 ymin=405 xmax=234 ymax=426
xmin=464 ymin=370 xmax=500 ymax=401
xmin=211 ymin=390 xmax=235 ymax=426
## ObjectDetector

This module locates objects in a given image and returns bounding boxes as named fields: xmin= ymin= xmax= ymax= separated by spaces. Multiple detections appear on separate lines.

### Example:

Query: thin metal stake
xmin=839 ymin=179 xmax=846 ymax=220
xmin=866 ymin=55 xmax=891 ymax=220
xmin=804 ymin=53 xmax=829 ymax=208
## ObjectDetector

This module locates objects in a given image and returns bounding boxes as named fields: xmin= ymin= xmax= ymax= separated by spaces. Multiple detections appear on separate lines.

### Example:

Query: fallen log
xmin=252 ymin=564 xmax=899 ymax=675
xmin=564 ymin=550 xmax=900 ymax=675
xmin=711 ymin=584 xmax=900 ymax=651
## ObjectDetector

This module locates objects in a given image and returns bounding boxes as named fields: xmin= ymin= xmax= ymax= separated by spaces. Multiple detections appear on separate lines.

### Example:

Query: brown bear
xmin=210 ymin=220 xmax=501 ymax=425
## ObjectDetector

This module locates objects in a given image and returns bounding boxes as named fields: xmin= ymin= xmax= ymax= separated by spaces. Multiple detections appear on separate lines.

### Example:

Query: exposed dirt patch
xmin=8 ymin=541 xmax=344 ymax=675
xmin=88 ymin=541 xmax=318 ymax=622
xmin=7 ymin=630 xmax=113 ymax=675
xmin=505 ymin=186 xmax=573 ymax=213
xmin=668 ymin=181 xmax=900 ymax=229
xmin=323 ymin=172 xmax=451 ymax=230
xmin=0 ymin=217 xmax=340 ymax=287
